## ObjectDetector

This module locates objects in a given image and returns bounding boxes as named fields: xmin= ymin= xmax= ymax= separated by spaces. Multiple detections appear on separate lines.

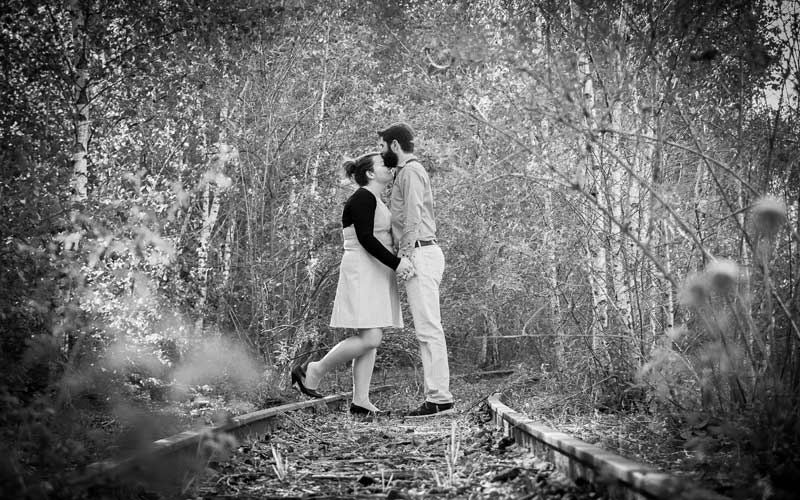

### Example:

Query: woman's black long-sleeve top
xmin=342 ymin=188 xmax=401 ymax=270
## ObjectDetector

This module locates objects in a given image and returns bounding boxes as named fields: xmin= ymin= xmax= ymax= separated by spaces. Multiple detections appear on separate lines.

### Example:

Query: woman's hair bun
xmin=341 ymin=152 xmax=378 ymax=186
xmin=342 ymin=158 xmax=358 ymax=178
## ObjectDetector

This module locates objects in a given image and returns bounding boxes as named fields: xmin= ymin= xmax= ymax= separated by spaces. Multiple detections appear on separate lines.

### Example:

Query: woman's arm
xmin=344 ymin=189 xmax=401 ymax=270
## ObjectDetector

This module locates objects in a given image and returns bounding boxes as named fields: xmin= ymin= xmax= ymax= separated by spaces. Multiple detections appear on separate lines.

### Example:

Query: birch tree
xmin=194 ymin=138 xmax=236 ymax=332
xmin=577 ymin=47 xmax=610 ymax=363
xmin=68 ymin=0 xmax=89 ymax=202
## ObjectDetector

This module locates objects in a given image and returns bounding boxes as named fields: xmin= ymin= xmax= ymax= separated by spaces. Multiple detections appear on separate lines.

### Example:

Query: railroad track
xmin=81 ymin=384 xmax=728 ymax=500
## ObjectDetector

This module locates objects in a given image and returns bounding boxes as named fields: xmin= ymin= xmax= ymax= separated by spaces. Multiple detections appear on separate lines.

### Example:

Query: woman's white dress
xmin=330 ymin=196 xmax=403 ymax=329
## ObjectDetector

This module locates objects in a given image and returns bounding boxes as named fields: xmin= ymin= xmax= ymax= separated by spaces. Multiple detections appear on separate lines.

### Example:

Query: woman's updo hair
xmin=342 ymin=152 xmax=379 ymax=187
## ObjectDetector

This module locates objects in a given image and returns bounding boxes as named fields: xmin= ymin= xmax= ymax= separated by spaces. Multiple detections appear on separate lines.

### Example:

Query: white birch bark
xmin=608 ymin=9 xmax=634 ymax=336
xmin=309 ymin=21 xmax=331 ymax=198
xmin=662 ymin=220 xmax=675 ymax=333
xmin=303 ymin=21 xmax=331 ymax=290
xmin=535 ymin=15 xmax=565 ymax=370
xmin=632 ymin=87 xmax=657 ymax=354
xmin=609 ymin=99 xmax=634 ymax=334
xmin=479 ymin=308 xmax=499 ymax=367
xmin=536 ymin=119 xmax=565 ymax=370
xmin=737 ymin=183 xmax=758 ymax=362
xmin=195 ymin=181 xmax=216 ymax=332
xmin=545 ymin=187 xmax=564 ymax=367
xmin=194 ymin=142 xmax=236 ymax=332
xmin=69 ymin=0 xmax=89 ymax=202
xmin=221 ymin=221 xmax=235 ymax=291
xmin=577 ymin=49 xmax=609 ymax=356
xmin=479 ymin=329 xmax=488 ymax=367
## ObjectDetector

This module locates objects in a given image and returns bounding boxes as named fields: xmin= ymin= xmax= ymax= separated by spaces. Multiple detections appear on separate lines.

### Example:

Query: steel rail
xmin=487 ymin=393 xmax=730 ymax=500
xmin=76 ymin=382 xmax=729 ymax=500
xmin=77 ymin=386 xmax=392 ymax=486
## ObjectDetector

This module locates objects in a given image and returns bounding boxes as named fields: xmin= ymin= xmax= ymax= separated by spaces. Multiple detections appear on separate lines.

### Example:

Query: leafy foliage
xmin=1 ymin=0 xmax=799 ymax=497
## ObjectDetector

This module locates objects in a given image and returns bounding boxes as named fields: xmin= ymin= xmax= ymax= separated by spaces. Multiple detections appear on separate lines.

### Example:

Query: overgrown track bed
xmin=82 ymin=383 xmax=727 ymax=500
xmin=79 ymin=389 xmax=372 ymax=487
xmin=194 ymin=402 xmax=603 ymax=499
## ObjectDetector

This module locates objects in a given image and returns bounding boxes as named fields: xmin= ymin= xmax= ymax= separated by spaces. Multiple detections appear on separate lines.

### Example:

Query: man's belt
xmin=414 ymin=240 xmax=437 ymax=248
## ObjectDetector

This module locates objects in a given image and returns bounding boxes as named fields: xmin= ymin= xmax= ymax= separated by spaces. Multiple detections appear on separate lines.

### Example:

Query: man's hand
xmin=398 ymin=247 xmax=413 ymax=261
xmin=396 ymin=257 xmax=416 ymax=282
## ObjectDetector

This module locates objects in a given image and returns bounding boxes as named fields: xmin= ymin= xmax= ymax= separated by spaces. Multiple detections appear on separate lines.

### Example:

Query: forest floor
xmin=24 ymin=369 xmax=772 ymax=499
xmin=188 ymin=397 xmax=603 ymax=499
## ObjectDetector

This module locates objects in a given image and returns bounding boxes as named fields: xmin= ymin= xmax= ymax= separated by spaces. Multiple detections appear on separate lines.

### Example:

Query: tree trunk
xmin=195 ymin=141 xmax=236 ymax=332
xmin=221 ymin=221 xmax=235 ymax=291
xmin=536 ymin=118 xmax=565 ymax=371
xmin=195 ymin=181 xmax=217 ymax=332
xmin=632 ymin=85 xmax=657 ymax=359
xmin=577 ymin=48 xmax=609 ymax=362
xmin=309 ymin=21 xmax=331 ymax=198
xmin=478 ymin=317 xmax=488 ymax=367
xmin=303 ymin=21 xmax=331 ymax=292
xmin=608 ymin=10 xmax=634 ymax=338
xmin=479 ymin=309 xmax=500 ymax=367
xmin=69 ymin=0 xmax=89 ymax=202
xmin=609 ymin=99 xmax=634 ymax=335
xmin=217 ymin=219 xmax=235 ymax=325
xmin=650 ymin=108 xmax=674 ymax=347
xmin=538 ymin=14 xmax=564 ymax=372
xmin=737 ymin=182 xmax=758 ymax=365
xmin=545 ymin=187 xmax=564 ymax=369
xmin=661 ymin=220 xmax=676 ymax=334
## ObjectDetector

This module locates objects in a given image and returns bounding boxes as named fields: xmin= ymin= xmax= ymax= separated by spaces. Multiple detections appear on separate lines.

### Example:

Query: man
xmin=378 ymin=122 xmax=454 ymax=418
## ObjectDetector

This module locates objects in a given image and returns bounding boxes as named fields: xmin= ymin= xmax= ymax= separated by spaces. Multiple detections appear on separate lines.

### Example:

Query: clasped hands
xmin=396 ymin=257 xmax=416 ymax=282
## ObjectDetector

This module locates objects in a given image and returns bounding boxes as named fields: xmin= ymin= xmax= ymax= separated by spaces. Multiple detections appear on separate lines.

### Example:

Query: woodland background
xmin=1 ymin=0 xmax=799 ymax=497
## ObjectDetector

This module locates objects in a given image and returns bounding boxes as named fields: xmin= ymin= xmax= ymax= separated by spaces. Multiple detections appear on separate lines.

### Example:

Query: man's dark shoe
xmin=406 ymin=401 xmax=454 ymax=418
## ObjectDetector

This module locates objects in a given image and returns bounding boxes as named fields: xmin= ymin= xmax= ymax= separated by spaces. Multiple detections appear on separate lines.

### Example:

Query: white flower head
xmin=678 ymin=272 xmax=710 ymax=307
xmin=665 ymin=325 xmax=689 ymax=342
xmin=752 ymin=195 xmax=787 ymax=237
xmin=706 ymin=258 xmax=739 ymax=294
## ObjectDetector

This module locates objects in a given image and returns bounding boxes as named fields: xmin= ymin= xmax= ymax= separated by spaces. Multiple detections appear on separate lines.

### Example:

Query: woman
xmin=291 ymin=152 xmax=414 ymax=415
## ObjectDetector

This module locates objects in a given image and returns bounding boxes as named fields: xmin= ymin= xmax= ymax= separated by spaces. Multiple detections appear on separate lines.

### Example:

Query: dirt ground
xmin=13 ymin=369 xmax=775 ymax=499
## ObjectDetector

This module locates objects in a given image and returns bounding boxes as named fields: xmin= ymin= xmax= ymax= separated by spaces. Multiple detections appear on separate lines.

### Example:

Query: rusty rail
xmin=77 ymin=382 xmax=728 ymax=500
xmin=486 ymin=393 xmax=729 ymax=500
xmin=78 ymin=387 xmax=389 ymax=486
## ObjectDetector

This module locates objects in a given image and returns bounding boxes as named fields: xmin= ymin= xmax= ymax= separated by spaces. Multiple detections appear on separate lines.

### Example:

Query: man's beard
xmin=382 ymin=149 xmax=399 ymax=169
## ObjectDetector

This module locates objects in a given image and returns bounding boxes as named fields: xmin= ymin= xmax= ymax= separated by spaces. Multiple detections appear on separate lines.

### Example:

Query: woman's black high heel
xmin=291 ymin=364 xmax=325 ymax=399
xmin=349 ymin=403 xmax=389 ymax=417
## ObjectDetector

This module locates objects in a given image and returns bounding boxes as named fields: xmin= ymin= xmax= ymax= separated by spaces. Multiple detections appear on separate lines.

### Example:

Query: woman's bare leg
xmin=351 ymin=329 xmax=383 ymax=410
xmin=305 ymin=328 xmax=382 ymax=403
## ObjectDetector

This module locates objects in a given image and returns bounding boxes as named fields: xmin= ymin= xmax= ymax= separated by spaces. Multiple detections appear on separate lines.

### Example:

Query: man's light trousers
xmin=406 ymin=244 xmax=453 ymax=404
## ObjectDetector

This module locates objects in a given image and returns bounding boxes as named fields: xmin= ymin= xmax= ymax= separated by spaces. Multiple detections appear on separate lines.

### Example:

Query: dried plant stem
xmin=271 ymin=444 xmax=289 ymax=480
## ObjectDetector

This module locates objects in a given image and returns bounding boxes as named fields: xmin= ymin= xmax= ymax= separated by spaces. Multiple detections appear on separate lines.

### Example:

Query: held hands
xmin=396 ymin=257 xmax=416 ymax=282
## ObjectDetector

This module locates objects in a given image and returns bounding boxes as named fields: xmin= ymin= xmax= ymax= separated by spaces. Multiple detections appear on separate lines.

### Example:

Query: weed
xmin=271 ymin=444 xmax=290 ymax=481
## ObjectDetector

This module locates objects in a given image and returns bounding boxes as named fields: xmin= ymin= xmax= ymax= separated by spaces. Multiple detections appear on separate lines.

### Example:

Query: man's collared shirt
xmin=390 ymin=155 xmax=437 ymax=259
